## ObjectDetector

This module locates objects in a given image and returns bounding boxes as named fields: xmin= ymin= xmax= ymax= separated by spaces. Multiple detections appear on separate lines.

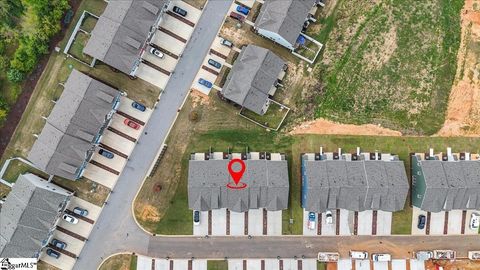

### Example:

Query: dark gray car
xmin=73 ymin=207 xmax=89 ymax=217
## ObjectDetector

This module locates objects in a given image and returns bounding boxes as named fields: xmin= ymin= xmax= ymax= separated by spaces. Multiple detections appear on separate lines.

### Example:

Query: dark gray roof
xmin=0 ymin=174 xmax=72 ymax=258
xmin=254 ymin=0 xmax=316 ymax=46
xmin=415 ymin=158 xmax=480 ymax=212
xmin=222 ymin=45 xmax=285 ymax=115
xmin=188 ymin=155 xmax=289 ymax=212
xmin=28 ymin=70 xmax=119 ymax=180
xmin=84 ymin=0 xmax=168 ymax=74
xmin=302 ymin=155 xmax=409 ymax=212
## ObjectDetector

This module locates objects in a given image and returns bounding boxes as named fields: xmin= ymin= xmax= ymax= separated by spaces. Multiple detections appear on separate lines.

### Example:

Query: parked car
xmin=208 ymin=59 xmax=222 ymax=69
xmin=62 ymin=214 xmax=78 ymax=224
xmin=198 ymin=78 xmax=213 ymax=88
xmin=236 ymin=5 xmax=250 ymax=15
xmin=73 ymin=207 xmax=89 ymax=217
xmin=417 ymin=214 xmax=426 ymax=230
xmin=307 ymin=212 xmax=316 ymax=230
xmin=229 ymin=11 xmax=245 ymax=22
xmin=99 ymin=149 xmax=114 ymax=159
xmin=350 ymin=251 xmax=368 ymax=260
xmin=325 ymin=210 xmax=333 ymax=224
xmin=149 ymin=47 xmax=164 ymax=59
xmin=193 ymin=210 xmax=200 ymax=226
xmin=124 ymin=119 xmax=141 ymax=130
xmin=173 ymin=6 xmax=187 ymax=17
xmin=470 ymin=212 xmax=479 ymax=230
xmin=220 ymin=38 xmax=233 ymax=47
xmin=46 ymin=249 xmax=61 ymax=259
xmin=372 ymin=253 xmax=391 ymax=262
xmin=415 ymin=250 xmax=433 ymax=260
xmin=131 ymin=101 xmax=146 ymax=112
xmin=51 ymin=239 xmax=67 ymax=250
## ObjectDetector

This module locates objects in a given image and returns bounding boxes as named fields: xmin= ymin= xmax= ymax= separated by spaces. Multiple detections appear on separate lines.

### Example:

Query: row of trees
xmin=0 ymin=0 xmax=69 ymax=124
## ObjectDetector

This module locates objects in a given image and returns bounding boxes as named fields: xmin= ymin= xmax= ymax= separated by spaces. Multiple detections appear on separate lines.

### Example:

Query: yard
xmin=207 ymin=260 xmax=228 ymax=270
xmin=134 ymin=82 xmax=480 ymax=235
xmin=240 ymin=100 xmax=290 ymax=130
xmin=305 ymin=0 xmax=464 ymax=135
xmin=1 ymin=159 xmax=48 ymax=183
xmin=69 ymin=31 xmax=93 ymax=63
xmin=99 ymin=254 xmax=137 ymax=270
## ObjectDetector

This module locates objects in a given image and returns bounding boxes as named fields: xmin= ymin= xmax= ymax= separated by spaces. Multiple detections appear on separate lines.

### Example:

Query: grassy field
xmin=1 ymin=159 xmax=48 ymax=183
xmin=240 ymin=101 xmax=289 ymax=130
xmin=207 ymin=260 xmax=228 ymax=270
xmin=99 ymin=254 xmax=137 ymax=270
xmin=69 ymin=31 xmax=93 ymax=63
xmin=81 ymin=14 xmax=98 ymax=33
xmin=307 ymin=0 xmax=464 ymax=135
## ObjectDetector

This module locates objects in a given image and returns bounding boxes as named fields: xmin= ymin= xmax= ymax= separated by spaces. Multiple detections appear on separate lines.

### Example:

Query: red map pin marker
xmin=227 ymin=159 xmax=247 ymax=189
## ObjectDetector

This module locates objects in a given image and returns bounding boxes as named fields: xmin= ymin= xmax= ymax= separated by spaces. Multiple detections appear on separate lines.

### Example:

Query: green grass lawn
xmin=240 ymin=101 xmax=289 ymax=130
xmin=1 ymin=159 xmax=48 ymax=183
xmin=151 ymin=125 xmax=480 ymax=235
xmin=98 ymin=254 xmax=136 ymax=270
xmin=309 ymin=0 xmax=463 ymax=135
xmin=207 ymin=260 xmax=228 ymax=270
xmin=69 ymin=31 xmax=93 ymax=63
xmin=81 ymin=14 xmax=98 ymax=33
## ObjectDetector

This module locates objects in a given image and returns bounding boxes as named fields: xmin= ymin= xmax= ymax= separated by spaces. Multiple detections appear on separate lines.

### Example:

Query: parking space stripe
xmin=443 ymin=211 xmax=448 ymax=235
xmin=143 ymin=60 xmax=172 ymax=76
xmin=243 ymin=260 xmax=247 ymax=270
xmin=208 ymin=210 xmax=212 ymax=235
xmin=354 ymin=211 xmax=358 ymax=235
xmin=48 ymin=244 xmax=77 ymax=258
xmin=336 ymin=209 xmax=340 ymax=235
xmin=117 ymin=111 xmax=146 ymax=126
xmin=244 ymin=211 xmax=248 ymax=235
xmin=99 ymin=143 xmax=128 ymax=159
xmin=107 ymin=126 xmax=137 ymax=142
xmin=166 ymin=10 xmax=195 ymax=27
xmin=151 ymin=258 xmax=155 ymax=270
xmin=426 ymin=212 xmax=431 ymax=235
xmin=170 ymin=260 xmax=174 ymax=270
xmin=372 ymin=210 xmax=377 ymax=235
xmin=56 ymin=226 xmax=87 ymax=241
xmin=202 ymin=65 xmax=220 ymax=76
xmin=188 ymin=260 xmax=192 ymax=270
xmin=149 ymin=43 xmax=179 ymax=59
xmin=352 ymin=259 xmax=356 ymax=270
xmin=261 ymin=260 xmax=265 ymax=270
xmin=159 ymin=27 xmax=187 ymax=43
xmin=210 ymin=49 xmax=228 ymax=60
xmin=64 ymin=209 xmax=95 ymax=224
xmin=90 ymin=160 xmax=120 ymax=175
xmin=298 ymin=260 xmax=302 ymax=270
xmin=461 ymin=210 xmax=467 ymax=234
xmin=226 ymin=209 xmax=230 ymax=235
xmin=263 ymin=209 xmax=267 ymax=235
xmin=317 ymin=213 xmax=322 ymax=235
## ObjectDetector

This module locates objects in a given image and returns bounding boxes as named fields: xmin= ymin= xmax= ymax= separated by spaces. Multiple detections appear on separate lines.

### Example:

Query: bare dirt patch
xmin=290 ymin=118 xmax=402 ymax=136
xmin=425 ymin=259 xmax=480 ymax=270
xmin=437 ymin=0 xmax=480 ymax=136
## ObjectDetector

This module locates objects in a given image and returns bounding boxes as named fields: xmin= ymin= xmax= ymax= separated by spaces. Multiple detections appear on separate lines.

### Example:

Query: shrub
xmin=7 ymin=68 xmax=24 ymax=83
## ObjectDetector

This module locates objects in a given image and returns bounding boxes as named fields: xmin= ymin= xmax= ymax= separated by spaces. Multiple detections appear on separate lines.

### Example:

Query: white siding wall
xmin=257 ymin=29 xmax=294 ymax=50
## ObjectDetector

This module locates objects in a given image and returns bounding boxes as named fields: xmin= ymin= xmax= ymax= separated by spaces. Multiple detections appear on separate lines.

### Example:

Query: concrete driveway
xmin=211 ymin=208 xmax=227 ymax=235
xmin=355 ymin=259 xmax=370 ymax=270
xmin=58 ymin=218 xmax=92 ymax=239
xmin=429 ymin=211 xmax=445 ymax=235
xmin=337 ymin=259 xmax=352 ymax=270
xmin=339 ymin=209 xmax=352 ymax=235
xmin=357 ymin=210 xmax=373 ymax=235
xmin=152 ymin=31 xmax=185 ymax=56
xmin=302 ymin=210 xmax=316 ymax=236
xmin=410 ymin=259 xmax=426 ymax=270
xmin=90 ymin=149 xmax=126 ymax=173
xmin=320 ymin=211 xmax=335 ymax=236
xmin=374 ymin=261 xmax=388 ymax=270
xmin=110 ymin=114 xmax=143 ymax=139
xmin=100 ymin=130 xmax=136 ymax=154
xmin=376 ymin=211 xmax=392 ymax=235
xmin=447 ymin=209 xmax=463 ymax=234
xmin=51 ymin=230 xmax=84 ymax=255
xmin=465 ymin=210 xmax=480 ymax=235
xmin=248 ymin=208 xmax=263 ymax=235
xmin=117 ymin=96 xmax=152 ymax=123
xmin=391 ymin=259 xmax=407 ymax=270
xmin=67 ymin=197 xmax=102 ymax=221
xmin=142 ymin=49 xmax=178 ymax=73
xmin=193 ymin=211 xmax=209 ymax=236
xmin=266 ymin=210 xmax=282 ymax=235
xmin=230 ymin=211 xmax=245 ymax=235
xmin=411 ymin=207 xmax=428 ymax=235
xmin=168 ymin=0 xmax=202 ymax=23
xmin=136 ymin=63 xmax=170 ymax=90
xmin=160 ymin=13 xmax=194 ymax=41
xmin=82 ymin=163 xmax=118 ymax=189
xmin=40 ymin=252 xmax=76 ymax=270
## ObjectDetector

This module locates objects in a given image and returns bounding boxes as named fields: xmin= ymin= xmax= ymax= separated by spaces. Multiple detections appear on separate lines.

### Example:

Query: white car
xmin=62 ymin=214 xmax=78 ymax=224
xmin=307 ymin=212 xmax=316 ymax=230
xmin=350 ymin=251 xmax=368 ymax=260
xmin=193 ymin=210 xmax=200 ymax=226
xmin=325 ymin=210 xmax=333 ymax=224
xmin=149 ymin=47 xmax=164 ymax=59
xmin=470 ymin=213 xmax=479 ymax=230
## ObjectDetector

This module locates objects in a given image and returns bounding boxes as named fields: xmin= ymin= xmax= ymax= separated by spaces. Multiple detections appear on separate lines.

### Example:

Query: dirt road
xmin=289 ymin=118 xmax=402 ymax=136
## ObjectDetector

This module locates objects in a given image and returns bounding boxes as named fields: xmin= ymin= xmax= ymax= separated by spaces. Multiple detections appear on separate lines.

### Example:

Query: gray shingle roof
xmin=188 ymin=155 xmax=289 ymax=212
xmin=0 ymin=174 xmax=72 ymax=258
xmin=28 ymin=70 xmax=120 ymax=180
xmin=254 ymin=0 xmax=316 ymax=46
xmin=222 ymin=45 xmax=285 ymax=115
xmin=415 ymin=158 xmax=480 ymax=212
xmin=302 ymin=155 xmax=409 ymax=212
xmin=84 ymin=0 xmax=168 ymax=74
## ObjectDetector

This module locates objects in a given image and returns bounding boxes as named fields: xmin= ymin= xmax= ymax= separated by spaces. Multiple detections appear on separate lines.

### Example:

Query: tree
xmin=7 ymin=68 xmax=24 ymax=82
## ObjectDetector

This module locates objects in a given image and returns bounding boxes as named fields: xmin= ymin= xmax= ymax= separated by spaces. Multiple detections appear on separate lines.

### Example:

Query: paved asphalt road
xmin=73 ymin=1 xmax=233 ymax=269
xmin=74 ymin=1 xmax=480 ymax=269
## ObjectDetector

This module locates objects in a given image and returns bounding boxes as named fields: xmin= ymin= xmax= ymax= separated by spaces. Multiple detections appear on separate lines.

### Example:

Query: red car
xmin=229 ymin=11 xmax=245 ymax=22
xmin=124 ymin=119 xmax=140 ymax=130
